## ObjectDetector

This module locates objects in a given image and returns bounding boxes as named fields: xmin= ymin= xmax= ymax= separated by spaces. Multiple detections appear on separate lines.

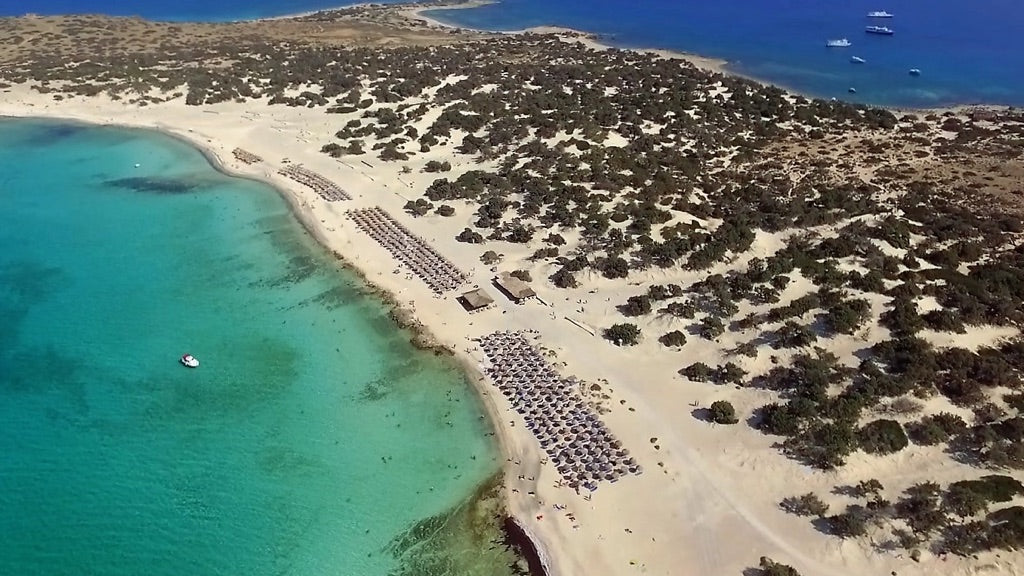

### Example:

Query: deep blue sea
xmin=3 ymin=0 xmax=1021 ymax=108
xmin=0 ymin=119 xmax=511 ymax=576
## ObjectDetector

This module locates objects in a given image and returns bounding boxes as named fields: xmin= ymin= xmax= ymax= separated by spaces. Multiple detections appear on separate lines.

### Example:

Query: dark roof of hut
xmin=460 ymin=288 xmax=494 ymax=310
xmin=495 ymin=272 xmax=536 ymax=300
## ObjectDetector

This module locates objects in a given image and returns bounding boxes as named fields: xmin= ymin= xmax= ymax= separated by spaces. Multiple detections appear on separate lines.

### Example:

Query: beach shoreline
xmin=0 ymin=105 xmax=561 ymax=574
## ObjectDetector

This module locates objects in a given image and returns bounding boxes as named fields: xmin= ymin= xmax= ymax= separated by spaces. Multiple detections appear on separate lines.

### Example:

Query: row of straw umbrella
xmin=279 ymin=164 xmax=351 ymax=201
xmin=477 ymin=330 xmax=642 ymax=491
xmin=348 ymin=207 xmax=466 ymax=294
xmin=232 ymin=148 xmax=262 ymax=165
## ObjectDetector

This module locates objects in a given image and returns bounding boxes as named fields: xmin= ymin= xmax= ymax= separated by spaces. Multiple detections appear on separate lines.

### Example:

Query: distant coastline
xmin=408 ymin=0 xmax=1023 ymax=109
xmin=9 ymin=0 xmax=1019 ymax=108
xmin=407 ymin=3 xmax=1008 ymax=114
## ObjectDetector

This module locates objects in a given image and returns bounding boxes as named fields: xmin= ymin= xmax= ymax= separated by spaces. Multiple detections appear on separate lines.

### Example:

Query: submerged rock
xmin=105 ymin=176 xmax=198 ymax=194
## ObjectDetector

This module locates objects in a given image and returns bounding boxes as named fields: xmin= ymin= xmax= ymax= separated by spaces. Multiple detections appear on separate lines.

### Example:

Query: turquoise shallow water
xmin=0 ymin=119 xmax=509 ymax=576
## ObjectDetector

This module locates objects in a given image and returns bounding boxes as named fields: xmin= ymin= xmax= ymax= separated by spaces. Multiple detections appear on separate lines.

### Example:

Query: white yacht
xmin=180 ymin=353 xmax=200 ymax=368
xmin=867 ymin=10 xmax=893 ymax=18
xmin=826 ymin=38 xmax=852 ymax=47
xmin=865 ymin=25 xmax=894 ymax=35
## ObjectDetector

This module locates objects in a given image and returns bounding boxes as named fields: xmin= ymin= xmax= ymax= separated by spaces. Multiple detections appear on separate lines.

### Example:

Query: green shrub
xmin=881 ymin=296 xmax=924 ymax=336
xmin=709 ymin=400 xmax=739 ymax=424
xmin=545 ymin=233 xmax=566 ymax=246
xmin=423 ymin=159 xmax=451 ymax=172
xmin=455 ymin=228 xmax=483 ymax=243
xmin=661 ymin=301 xmax=696 ymax=318
xmin=827 ymin=505 xmax=871 ymax=538
xmin=851 ymin=479 xmax=884 ymax=498
xmin=699 ymin=316 xmax=726 ymax=340
xmin=895 ymin=482 xmax=947 ymax=535
xmin=550 ymin=267 xmax=578 ymax=289
xmin=716 ymin=362 xmax=747 ymax=385
xmin=600 ymin=256 xmax=630 ymax=279
xmin=784 ymin=421 xmax=857 ymax=469
xmin=1005 ymin=392 xmax=1024 ymax=412
xmin=659 ymin=330 xmax=687 ymax=347
xmin=510 ymin=269 xmax=532 ymax=283
xmin=757 ymin=557 xmax=802 ymax=576
xmin=907 ymin=412 xmax=966 ymax=445
xmin=949 ymin=475 xmax=1024 ymax=504
xmin=944 ymin=483 xmax=991 ymax=518
xmin=923 ymin=309 xmax=966 ymax=333
xmin=603 ymin=323 xmax=640 ymax=346
xmin=773 ymin=321 xmax=818 ymax=349
xmin=858 ymin=419 xmax=909 ymax=455
xmin=530 ymin=247 xmax=559 ymax=260
xmin=780 ymin=493 xmax=829 ymax=517
xmin=986 ymin=506 xmax=1024 ymax=551
xmin=622 ymin=295 xmax=652 ymax=316
xmin=757 ymin=402 xmax=804 ymax=436
xmin=681 ymin=362 xmax=713 ymax=382
xmin=824 ymin=298 xmax=871 ymax=334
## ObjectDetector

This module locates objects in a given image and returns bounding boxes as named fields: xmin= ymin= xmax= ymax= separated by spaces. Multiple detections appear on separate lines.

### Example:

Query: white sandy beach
xmin=1 ymin=71 xmax=1018 ymax=576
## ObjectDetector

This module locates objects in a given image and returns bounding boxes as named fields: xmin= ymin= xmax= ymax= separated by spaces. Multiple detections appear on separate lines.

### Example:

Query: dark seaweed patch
xmin=22 ymin=122 xmax=86 ymax=146
xmin=358 ymin=378 xmax=389 ymax=402
xmin=386 ymin=474 xmax=528 ymax=576
xmin=304 ymin=285 xmax=352 ymax=311
xmin=0 ymin=260 xmax=64 ymax=356
xmin=105 ymin=176 xmax=199 ymax=195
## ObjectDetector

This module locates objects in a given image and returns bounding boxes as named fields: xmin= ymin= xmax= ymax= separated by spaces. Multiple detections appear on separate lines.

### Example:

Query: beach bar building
xmin=459 ymin=288 xmax=494 ymax=311
xmin=493 ymin=272 xmax=536 ymax=302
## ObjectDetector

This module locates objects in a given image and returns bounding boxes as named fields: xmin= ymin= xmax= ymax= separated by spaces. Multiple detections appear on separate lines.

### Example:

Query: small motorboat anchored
xmin=908 ymin=68 xmax=921 ymax=76
xmin=865 ymin=25 xmax=894 ymax=35
xmin=826 ymin=38 xmax=852 ymax=47
xmin=180 ymin=353 xmax=200 ymax=368
xmin=850 ymin=56 xmax=866 ymax=64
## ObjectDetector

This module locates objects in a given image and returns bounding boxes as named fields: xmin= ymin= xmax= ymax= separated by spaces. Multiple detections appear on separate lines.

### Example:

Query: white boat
xmin=908 ymin=68 xmax=921 ymax=76
xmin=848 ymin=87 xmax=857 ymax=94
xmin=180 ymin=353 xmax=200 ymax=368
xmin=850 ymin=56 xmax=866 ymax=64
xmin=867 ymin=10 xmax=893 ymax=18
xmin=826 ymin=38 xmax=851 ymax=47
xmin=865 ymin=25 xmax=894 ymax=35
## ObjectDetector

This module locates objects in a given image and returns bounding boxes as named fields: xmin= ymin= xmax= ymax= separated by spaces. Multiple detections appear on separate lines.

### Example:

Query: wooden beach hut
xmin=493 ymin=272 xmax=536 ymax=302
xmin=459 ymin=288 xmax=494 ymax=311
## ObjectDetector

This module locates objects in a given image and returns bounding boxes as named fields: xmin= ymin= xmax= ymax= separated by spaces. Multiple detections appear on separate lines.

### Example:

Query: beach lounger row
xmin=347 ymin=207 xmax=466 ymax=294
xmin=278 ymin=164 xmax=351 ymax=201
xmin=476 ymin=330 xmax=642 ymax=491
xmin=231 ymin=148 xmax=262 ymax=165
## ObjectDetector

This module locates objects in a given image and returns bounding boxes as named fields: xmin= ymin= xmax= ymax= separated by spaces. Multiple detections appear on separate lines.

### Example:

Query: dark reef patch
xmin=105 ymin=176 xmax=200 ymax=195
xmin=386 ymin=473 xmax=529 ymax=576
xmin=358 ymin=378 xmax=390 ymax=402
xmin=302 ymin=284 xmax=352 ymax=311
xmin=17 ymin=122 xmax=87 ymax=147
xmin=3 ymin=345 xmax=90 ymax=417
xmin=0 ymin=260 xmax=64 ymax=357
